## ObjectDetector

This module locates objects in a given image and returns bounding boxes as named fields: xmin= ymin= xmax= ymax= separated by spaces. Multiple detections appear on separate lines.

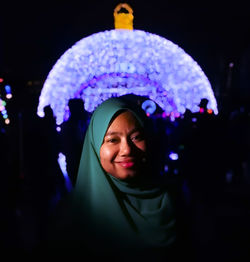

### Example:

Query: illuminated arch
xmin=37 ymin=29 xmax=218 ymax=125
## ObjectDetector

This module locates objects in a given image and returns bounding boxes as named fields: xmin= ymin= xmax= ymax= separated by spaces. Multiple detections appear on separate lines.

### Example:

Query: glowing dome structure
xmin=37 ymin=4 xmax=218 ymax=125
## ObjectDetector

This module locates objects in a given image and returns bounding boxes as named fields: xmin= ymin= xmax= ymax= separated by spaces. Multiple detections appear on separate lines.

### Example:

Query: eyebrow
xmin=104 ymin=127 xmax=141 ymax=137
xmin=104 ymin=131 xmax=122 ymax=137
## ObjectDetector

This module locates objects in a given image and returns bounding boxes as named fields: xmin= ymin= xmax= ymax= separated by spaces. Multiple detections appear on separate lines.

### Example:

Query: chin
xmin=111 ymin=171 xmax=137 ymax=181
xmin=117 ymin=174 xmax=134 ymax=180
xmin=120 ymin=172 xmax=141 ymax=181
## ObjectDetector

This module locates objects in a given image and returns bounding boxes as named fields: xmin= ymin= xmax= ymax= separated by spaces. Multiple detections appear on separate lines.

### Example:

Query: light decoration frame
xmin=37 ymin=29 xmax=218 ymax=125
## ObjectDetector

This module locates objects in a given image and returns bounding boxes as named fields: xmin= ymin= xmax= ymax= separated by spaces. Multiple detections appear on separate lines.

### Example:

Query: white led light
xmin=37 ymin=29 xmax=218 ymax=125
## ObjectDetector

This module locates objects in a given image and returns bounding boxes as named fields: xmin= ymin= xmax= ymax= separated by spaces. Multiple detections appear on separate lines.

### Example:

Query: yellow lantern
xmin=114 ymin=3 xmax=134 ymax=30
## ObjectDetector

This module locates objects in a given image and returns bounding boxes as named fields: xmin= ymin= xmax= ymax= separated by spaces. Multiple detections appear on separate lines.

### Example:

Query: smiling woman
xmin=100 ymin=110 xmax=147 ymax=181
xmin=46 ymin=95 xmax=187 ymax=260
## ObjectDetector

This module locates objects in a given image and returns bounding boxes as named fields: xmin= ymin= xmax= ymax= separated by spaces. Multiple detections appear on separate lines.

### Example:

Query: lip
xmin=116 ymin=161 xmax=135 ymax=168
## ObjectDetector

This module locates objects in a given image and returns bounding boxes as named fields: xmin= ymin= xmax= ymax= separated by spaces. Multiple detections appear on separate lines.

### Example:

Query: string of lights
xmin=0 ymin=77 xmax=12 ymax=125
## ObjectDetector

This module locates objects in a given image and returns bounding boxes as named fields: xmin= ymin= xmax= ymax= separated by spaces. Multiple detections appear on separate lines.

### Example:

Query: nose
xmin=120 ymin=138 xmax=132 ymax=156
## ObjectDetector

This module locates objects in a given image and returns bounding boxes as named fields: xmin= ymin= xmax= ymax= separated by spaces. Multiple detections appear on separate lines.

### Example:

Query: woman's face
xmin=100 ymin=110 xmax=147 ymax=180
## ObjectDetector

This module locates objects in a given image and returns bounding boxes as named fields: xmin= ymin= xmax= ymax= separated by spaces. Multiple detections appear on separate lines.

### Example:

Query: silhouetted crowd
xmin=0 ymin=96 xmax=250 ymax=261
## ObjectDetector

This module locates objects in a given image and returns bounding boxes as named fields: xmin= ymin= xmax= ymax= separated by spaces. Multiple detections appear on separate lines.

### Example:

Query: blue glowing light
xmin=4 ymin=85 xmax=11 ymax=94
xmin=169 ymin=152 xmax=178 ymax=160
xmin=142 ymin=100 xmax=157 ymax=115
xmin=37 ymin=29 xmax=218 ymax=125
xmin=57 ymin=152 xmax=73 ymax=192
xmin=192 ymin=117 xmax=197 ymax=122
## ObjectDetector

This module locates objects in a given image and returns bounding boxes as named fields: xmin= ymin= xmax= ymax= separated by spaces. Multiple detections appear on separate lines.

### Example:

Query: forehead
xmin=106 ymin=111 xmax=142 ymax=133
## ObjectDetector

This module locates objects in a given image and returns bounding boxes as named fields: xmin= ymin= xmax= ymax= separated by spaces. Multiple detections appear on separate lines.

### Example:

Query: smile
xmin=116 ymin=161 xmax=135 ymax=168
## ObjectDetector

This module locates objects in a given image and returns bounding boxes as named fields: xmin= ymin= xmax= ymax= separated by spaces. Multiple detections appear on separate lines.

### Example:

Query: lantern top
xmin=114 ymin=3 xmax=134 ymax=30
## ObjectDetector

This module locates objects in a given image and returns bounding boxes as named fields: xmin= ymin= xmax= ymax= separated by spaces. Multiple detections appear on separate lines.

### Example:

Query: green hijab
xmin=70 ymin=96 xmax=176 ymax=254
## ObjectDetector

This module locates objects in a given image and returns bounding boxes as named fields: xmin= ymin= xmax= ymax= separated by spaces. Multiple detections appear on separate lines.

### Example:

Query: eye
xmin=131 ymin=133 xmax=144 ymax=142
xmin=108 ymin=138 xmax=117 ymax=143
xmin=105 ymin=137 xmax=119 ymax=144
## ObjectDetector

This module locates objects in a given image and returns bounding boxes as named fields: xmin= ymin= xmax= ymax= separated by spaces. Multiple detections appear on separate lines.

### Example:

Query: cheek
xmin=136 ymin=141 xmax=147 ymax=153
xmin=100 ymin=145 xmax=116 ymax=164
xmin=100 ymin=145 xmax=117 ymax=174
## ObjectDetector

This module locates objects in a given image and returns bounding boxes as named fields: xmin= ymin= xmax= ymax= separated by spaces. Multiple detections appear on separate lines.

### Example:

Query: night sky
xmin=1 ymin=0 xmax=250 ymax=98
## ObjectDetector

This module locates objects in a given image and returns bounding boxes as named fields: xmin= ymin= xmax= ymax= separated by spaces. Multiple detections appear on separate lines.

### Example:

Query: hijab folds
xmin=67 ymin=96 xmax=176 ymax=254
